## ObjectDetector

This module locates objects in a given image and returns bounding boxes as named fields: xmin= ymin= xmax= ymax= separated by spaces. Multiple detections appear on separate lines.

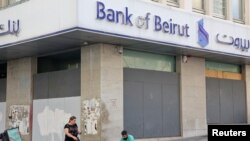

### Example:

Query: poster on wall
xmin=81 ymin=98 xmax=100 ymax=135
xmin=8 ymin=105 xmax=30 ymax=135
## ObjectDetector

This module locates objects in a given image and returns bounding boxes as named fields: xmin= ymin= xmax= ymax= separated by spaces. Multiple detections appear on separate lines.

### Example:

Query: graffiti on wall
xmin=8 ymin=105 xmax=30 ymax=135
xmin=37 ymin=106 xmax=71 ymax=141
xmin=81 ymin=98 xmax=100 ymax=135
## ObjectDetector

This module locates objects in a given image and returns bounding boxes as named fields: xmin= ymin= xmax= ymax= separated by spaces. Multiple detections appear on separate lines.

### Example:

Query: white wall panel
xmin=0 ymin=102 xmax=6 ymax=133
xmin=32 ymin=97 xmax=80 ymax=141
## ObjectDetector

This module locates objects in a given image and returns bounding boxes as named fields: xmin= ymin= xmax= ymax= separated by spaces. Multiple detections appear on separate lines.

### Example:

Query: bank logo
xmin=198 ymin=19 xmax=209 ymax=47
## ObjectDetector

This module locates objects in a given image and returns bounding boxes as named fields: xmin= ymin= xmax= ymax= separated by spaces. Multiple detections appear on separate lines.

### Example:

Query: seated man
xmin=120 ymin=130 xmax=134 ymax=141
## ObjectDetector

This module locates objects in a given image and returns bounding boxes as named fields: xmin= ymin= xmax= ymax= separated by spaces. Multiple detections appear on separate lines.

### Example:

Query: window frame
xmin=192 ymin=0 xmax=205 ymax=14
xmin=213 ymin=0 xmax=227 ymax=19
xmin=166 ymin=0 xmax=179 ymax=7
xmin=150 ymin=0 xmax=179 ymax=7
xmin=0 ymin=0 xmax=28 ymax=10
xmin=232 ymin=0 xmax=245 ymax=24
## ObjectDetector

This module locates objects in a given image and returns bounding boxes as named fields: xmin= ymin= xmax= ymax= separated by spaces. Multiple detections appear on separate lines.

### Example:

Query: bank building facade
xmin=0 ymin=0 xmax=250 ymax=141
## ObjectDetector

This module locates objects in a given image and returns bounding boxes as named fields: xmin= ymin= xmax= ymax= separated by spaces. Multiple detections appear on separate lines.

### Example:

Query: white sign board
xmin=78 ymin=0 xmax=250 ymax=57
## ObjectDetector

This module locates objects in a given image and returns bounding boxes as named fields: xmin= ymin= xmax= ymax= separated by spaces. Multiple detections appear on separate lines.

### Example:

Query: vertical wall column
xmin=226 ymin=0 xmax=233 ymax=21
xmin=1 ymin=0 xmax=8 ymax=7
xmin=6 ymin=57 xmax=37 ymax=141
xmin=243 ymin=65 xmax=250 ymax=123
xmin=81 ymin=44 xmax=123 ymax=141
xmin=179 ymin=0 xmax=192 ymax=12
xmin=245 ymin=0 xmax=250 ymax=25
xmin=205 ymin=0 xmax=213 ymax=16
xmin=177 ymin=56 xmax=207 ymax=137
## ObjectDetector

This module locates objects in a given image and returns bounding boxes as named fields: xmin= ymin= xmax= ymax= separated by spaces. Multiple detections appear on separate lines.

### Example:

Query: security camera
xmin=182 ymin=55 xmax=188 ymax=63
xmin=118 ymin=47 xmax=123 ymax=54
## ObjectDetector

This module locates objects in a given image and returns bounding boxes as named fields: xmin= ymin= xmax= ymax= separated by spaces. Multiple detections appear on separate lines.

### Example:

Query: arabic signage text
xmin=216 ymin=34 xmax=250 ymax=52
xmin=0 ymin=20 xmax=20 ymax=36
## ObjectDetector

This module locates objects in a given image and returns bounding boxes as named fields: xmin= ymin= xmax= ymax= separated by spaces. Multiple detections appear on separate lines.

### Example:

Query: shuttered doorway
xmin=206 ymin=78 xmax=246 ymax=124
xmin=124 ymin=68 xmax=180 ymax=138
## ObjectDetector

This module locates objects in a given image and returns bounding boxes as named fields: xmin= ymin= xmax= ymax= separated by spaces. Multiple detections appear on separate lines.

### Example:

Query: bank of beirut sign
xmin=96 ymin=1 xmax=190 ymax=38
xmin=0 ymin=20 xmax=20 ymax=36
xmin=95 ymin=1 xmax=250 ymax=53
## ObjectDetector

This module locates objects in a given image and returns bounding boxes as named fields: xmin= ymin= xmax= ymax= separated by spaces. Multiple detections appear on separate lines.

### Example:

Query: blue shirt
xmin=120 ymin=134 xmax=134 ymax=141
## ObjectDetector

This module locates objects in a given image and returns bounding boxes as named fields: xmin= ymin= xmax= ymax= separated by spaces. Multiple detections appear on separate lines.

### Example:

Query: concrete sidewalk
xmin=169 ymin=136 xmax=208 ymax=141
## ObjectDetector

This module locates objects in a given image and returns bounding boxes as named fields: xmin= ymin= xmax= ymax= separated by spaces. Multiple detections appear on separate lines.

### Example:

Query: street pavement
xmin=168 ymin=136 xmax=208 ymax=141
